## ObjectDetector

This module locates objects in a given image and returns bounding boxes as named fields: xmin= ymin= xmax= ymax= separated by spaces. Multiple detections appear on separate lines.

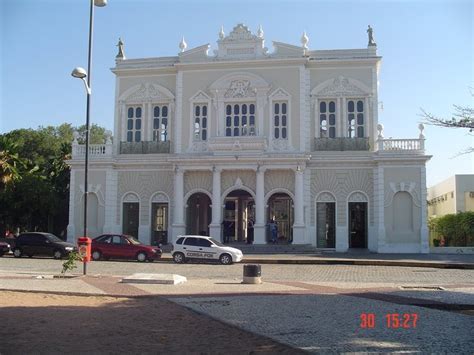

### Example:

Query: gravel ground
xmin=173 ymin=293 xmax=474 ymax=354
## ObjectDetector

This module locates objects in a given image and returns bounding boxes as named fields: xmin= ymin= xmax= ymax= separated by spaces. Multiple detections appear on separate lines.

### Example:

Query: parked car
xmin=12 ymin=232 xmax=76 ymax=259
xmin=172 ymin=235 xmax=243 ymax=265
xmin=91 ymin=234 xmax=162 ymax=262
xmin=0 ymin=241 xmax=11 ymax=256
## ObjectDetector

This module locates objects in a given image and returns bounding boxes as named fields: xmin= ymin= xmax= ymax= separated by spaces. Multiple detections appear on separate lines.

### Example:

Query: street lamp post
xmin=72 ymin=0 xmax=107 ymax=275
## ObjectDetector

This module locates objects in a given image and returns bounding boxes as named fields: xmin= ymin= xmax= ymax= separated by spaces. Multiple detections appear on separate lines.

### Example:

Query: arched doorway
xmin=267 ymin=193 xmax=294 ymax=243
xmin=186 ymin=192 xmax=212 ymax=236
xmin=223 ymin=190 xmax=255 ymax=244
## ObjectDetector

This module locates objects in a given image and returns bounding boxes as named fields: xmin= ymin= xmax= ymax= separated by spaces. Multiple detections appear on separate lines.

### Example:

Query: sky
xmin=1 ymin=0 xmax=473 ymax=187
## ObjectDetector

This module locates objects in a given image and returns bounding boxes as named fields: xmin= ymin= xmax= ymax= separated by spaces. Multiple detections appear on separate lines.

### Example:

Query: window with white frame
xmin=347 ymin=99 xmax=365 ymax=138
xmin=193 ymin=104 xmax=208 ymax=141
xmin=127 ymin=106 xmax=142 ymax=142
xmin=153 ymin=105 xmax=169 ymax=142
xmin=225 ymin=103 xmax=255 ymax=137
xmin=273 ymin=101 xmax=288 ymax=139
xmin=319 ymin=100 xmax=336 ymax=138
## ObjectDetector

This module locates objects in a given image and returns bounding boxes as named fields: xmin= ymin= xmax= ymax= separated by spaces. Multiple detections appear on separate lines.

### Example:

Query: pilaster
xmin=66 ymin=169 xmax=76 ymax=243
xmin=171 ymin=167 xmax=185 ymax=241
xmin=254 ymin=166 xmax=266 ymax=244
xmin=175 ymin=71 xmax=183 ymax=153
xmin=103 ymin=169 xmax=120 ymax=235
xmin=420 ymin=165 xmax=429 ymax=253
xmin=376 ymin=165 xmax=386 ymax=251
xmin=209 ymin=167 xmax=222 ymax=241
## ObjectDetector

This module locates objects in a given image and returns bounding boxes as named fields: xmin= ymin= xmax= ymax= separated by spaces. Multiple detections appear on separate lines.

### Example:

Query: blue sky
xmin=1 ymin=0 xmax=473 ymax=186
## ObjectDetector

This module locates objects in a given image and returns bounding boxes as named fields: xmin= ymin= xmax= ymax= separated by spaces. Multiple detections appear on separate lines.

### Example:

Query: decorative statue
xmin=367 ymin=25 xmax=376 ymax=47
xmin=116 ymin=37 xmax=126 ymax=59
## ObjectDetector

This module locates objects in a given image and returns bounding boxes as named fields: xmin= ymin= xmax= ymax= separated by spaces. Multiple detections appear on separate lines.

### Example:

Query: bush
xmin=429 ymin=212 xmax=474 ymax=247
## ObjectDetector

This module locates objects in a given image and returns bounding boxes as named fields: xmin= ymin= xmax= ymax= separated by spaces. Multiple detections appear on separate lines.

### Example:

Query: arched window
xmin=347 ymin=99 xmax=364 ymax=138
xmin=126 ymin=106 xmax=142 ymax=142
xmin=153 ymin=104 xmax=169 ymax=142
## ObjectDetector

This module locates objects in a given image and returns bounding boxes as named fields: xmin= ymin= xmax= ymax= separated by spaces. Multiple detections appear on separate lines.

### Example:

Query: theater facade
xmin=67 ymin=24 xmax=431 ymax=253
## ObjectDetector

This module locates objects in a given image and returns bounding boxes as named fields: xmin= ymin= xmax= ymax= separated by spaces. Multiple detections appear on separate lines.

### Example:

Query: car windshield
xmin=127 ymin=236 xmax=142 ymax=245
xmin=46 ymin=234 xmax=62 ymax=242
xmin=209 ymin=238 xmax=224 ymax=247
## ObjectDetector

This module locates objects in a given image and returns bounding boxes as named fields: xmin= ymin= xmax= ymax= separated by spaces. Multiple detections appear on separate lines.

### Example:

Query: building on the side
xmin=67 ymin=24 xmax=431 ymax=253
xmin=428 ymin=175 xmax=474 ymax=217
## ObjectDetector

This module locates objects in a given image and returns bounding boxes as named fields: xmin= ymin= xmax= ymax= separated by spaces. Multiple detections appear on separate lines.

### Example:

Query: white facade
xmin=428 ymin=175 xmax=474 ymax=217
xmin=68 ymin=24 xmax=431 ymax=253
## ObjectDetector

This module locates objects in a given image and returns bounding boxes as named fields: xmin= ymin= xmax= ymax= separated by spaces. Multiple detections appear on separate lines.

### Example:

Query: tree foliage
xmin=0 ymin=123 xmax=110 ymax=238
xmin=429 ymin=211 xmax=474 ymax=247
xmin=420 ymin=95 xmax=474 ymax=154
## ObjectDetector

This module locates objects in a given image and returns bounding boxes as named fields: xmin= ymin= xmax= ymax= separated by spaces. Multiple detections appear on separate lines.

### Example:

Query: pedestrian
xmin=267 ymin=219 xmax=278 ymax=244
xmin=247 ymin=218 xmax=254 ymax=244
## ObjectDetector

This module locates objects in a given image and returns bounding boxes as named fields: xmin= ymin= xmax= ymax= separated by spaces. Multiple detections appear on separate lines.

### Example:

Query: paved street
xmin=1 ymin=255 xmax=473 ymax=353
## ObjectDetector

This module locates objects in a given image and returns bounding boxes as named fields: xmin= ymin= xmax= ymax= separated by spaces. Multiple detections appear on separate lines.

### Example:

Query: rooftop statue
xmin=367 ymin=25 xmax=376 ymax=47
xmin=116 ymin=37 xmax=126 ymax=59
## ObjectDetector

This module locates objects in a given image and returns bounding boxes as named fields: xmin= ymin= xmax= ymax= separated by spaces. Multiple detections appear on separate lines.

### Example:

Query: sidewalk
xmin=160 ymin=252 xmax=474 ymax=269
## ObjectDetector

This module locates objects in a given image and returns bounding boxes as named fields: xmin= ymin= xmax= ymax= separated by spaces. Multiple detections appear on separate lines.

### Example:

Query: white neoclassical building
xmin=68 ymin=24 xmax=431 ymax=253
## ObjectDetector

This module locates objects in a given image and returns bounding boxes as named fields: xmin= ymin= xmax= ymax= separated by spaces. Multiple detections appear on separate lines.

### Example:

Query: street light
xmin=72 ymin=0 xmax=107 ymax=275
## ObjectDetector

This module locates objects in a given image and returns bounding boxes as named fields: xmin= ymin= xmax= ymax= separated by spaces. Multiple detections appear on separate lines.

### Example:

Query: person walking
xmin=268 ymin=219 xmax=278 ymax=244
xmin=247 ymin=218 xmax=254 ymax=244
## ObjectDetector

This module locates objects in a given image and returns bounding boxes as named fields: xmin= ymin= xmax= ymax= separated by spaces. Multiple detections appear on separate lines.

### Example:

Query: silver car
xmin=172 ymin=235 xmax=243 ymax=265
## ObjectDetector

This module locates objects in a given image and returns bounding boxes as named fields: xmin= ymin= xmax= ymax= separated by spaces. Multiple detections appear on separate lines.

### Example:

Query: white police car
xmin=172 ymin=235 xmax=243 ymax=265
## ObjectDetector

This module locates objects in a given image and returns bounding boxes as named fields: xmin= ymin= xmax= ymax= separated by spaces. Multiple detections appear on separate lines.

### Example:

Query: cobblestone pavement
xmin=1 ymin=256 xmax=473 ymax=353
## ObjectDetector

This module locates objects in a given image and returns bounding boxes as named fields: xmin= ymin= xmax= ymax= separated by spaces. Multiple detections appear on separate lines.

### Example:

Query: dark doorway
xmin=123 ymin=202 xmax=139 ymax=239
xmin=151 ymin=203 xmax=168 ymax=245
xmin=349 ymin=202 xmax=367 ymax=248
xmin=186 ymin=193 xmax=212 ymax=236
xmin=223 ymin=190 xmax=254 ymax=244
xmin=267 ymin=193 xmax=294 ymax=243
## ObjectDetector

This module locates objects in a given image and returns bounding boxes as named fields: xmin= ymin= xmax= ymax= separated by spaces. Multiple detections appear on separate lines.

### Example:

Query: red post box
xmin=77 ymin=237 xmax=91 ymax=263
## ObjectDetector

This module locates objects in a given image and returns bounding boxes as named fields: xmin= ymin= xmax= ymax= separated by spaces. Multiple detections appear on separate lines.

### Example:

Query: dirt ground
xmin=0 ymin=291 xmax=303 ymax=354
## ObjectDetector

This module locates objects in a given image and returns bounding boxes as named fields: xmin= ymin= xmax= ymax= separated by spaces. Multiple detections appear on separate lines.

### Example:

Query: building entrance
xmin=186 ymin=193 xmax=212 ymax=236
xmin=267 ymin=193 xmax=294 ymax=243
xmin=349 ymin=202 xmax=367 ymax=248
xmin=223 ymin=190 xmax=254 ymax=244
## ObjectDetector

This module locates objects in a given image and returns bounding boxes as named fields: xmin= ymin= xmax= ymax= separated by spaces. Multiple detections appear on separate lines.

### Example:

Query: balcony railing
xmin=72 ymin=143 xmax=113 ymax=159
xmin=120 ymin=141 xmax=171 ymax=154
xmin=313 ymin=137 xmax=370 ymax=151
xmin=377 ymin=138 xmax=424 ymax=153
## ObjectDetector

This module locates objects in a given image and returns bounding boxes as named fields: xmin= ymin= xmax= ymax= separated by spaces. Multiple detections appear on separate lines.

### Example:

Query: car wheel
xmin=173 ymin=252 xmax=185 ymax=264
xmin=27 ymin=254 xmax=33 ymax=258
xmin=53 ymin=250 xmax=63 ymax=259
xmin=13 ymin=248 xmax=22 ymax=258
xmin=219 ymin=253 xmax=233 ymax=265
xmin=0 ymin=252 xmax=4 ymax=257
xmin=92 ymin=250 xmax=102 ymax=261
xmin=136 ymin=252 xmax=147 ymax=262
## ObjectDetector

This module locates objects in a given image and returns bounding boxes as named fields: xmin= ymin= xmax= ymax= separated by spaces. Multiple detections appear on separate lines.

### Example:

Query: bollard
xmin=242 ymin=264 xmax=262 ymax=284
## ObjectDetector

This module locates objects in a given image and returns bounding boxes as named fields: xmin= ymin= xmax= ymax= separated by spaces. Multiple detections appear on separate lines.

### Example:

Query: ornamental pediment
xmin=216 ymin=24 xmax=267 ymax=59
xmin=120 ymin=83 xmax=175 ymax=103
xmin=311 ymin=76 xmax=371 ymax=97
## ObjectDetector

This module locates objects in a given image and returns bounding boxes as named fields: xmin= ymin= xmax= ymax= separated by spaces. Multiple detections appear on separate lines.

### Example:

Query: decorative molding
xmin=189 ymin=90 xmax=211 ymax=102
xmin=269 ymin=87 xmax=291 ymax=100
xmin=316 ymin=191 xmax=336 ymax=202
xmin=264 ymin=170 xmax=295 ymax=196
xmin=348 ymin=191 xmax=368 ymax=203
xmin=384 ymin=181 xmax=421 ymax=208
xmin=123 ymin=192 xmax=140 ymax=203
xmin=119 ymin=83 xmax=175 ymax=103
xmin=150 ymin=192 xmax=169 ymax=203
xmin=184 ymin=171 xmax=212 ymax=197
xmin=272 ymin=139 xmax=290 ymax=151
xmin=311 ymin=76 xmax=371 ymax=98
xmin=224 ymin=80 xmax=256 ymax=98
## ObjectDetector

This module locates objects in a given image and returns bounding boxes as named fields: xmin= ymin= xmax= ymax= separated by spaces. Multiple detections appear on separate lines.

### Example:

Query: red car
xmin=91 ymin=234 xmax=162 ymax=262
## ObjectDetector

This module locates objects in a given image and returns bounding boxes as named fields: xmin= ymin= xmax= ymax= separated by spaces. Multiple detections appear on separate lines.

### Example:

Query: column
xmin=171 ymin=167 xmax=185 ymax=242
xmin=336 ymin=97 xmax=342 ymax=137
xmin=103 ymin=169 xmax=120 ymax=235
xmin=342 ymin=98 xmax=347 ymax=137
xmin=376 ymin=165 xmax=386 ymax=252
xmin=209 ymin=167 xmax=222 ymax=241
xmin=292 ymin=166 xmax=305 ymax=244
xmin=175 ymin=71 xmax=183 ymax=153
xmin=253 ymin=166 xmax=266 ymax=244
xmin=66 ymin=169 xmax=76 ymax=243
xmin=420 ymin=165 xmax=429 ymax=253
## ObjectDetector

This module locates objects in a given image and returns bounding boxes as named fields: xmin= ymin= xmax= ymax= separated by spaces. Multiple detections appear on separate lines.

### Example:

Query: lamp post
xmin=72 ymin=0 xmax=107 ymax=275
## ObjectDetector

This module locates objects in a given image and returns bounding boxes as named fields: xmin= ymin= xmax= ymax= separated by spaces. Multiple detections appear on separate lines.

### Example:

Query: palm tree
xmin=0 ymin=135 xmax=26 ymax=190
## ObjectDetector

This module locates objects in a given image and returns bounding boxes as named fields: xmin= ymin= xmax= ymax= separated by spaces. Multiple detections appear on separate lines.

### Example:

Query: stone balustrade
xmin=71 ymin=143 xmax=113 ymax=159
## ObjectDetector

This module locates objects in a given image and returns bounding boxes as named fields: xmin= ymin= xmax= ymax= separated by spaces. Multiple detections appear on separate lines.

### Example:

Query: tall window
xmin=153 ymin=105 xmax=169 ymax=142
xmin=225 ymin=103 xmax=255 ymax=137
xmin=127 ymin=106 xmax=142 ymax=142
xmin=273 ymin=102 xmax=288 ymax=139
xmin=319 ymin=100 xmax=336 ymax=138
xmin=347 ymin=99 xmax=364 ymax=138
xmin=193 ymin=104 xmax=208 ymax=141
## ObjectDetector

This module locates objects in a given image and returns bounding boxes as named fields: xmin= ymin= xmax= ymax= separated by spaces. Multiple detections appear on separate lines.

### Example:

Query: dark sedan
xmin=91 ymin=234 xmax=162 ymax=262
xmin=0 ymin=241 xmax=11 ymax=256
